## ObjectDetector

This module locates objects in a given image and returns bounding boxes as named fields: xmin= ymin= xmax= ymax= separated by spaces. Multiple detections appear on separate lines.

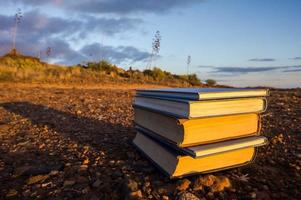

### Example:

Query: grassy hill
xmin=0 ymin=51 xmax=212 ymax=87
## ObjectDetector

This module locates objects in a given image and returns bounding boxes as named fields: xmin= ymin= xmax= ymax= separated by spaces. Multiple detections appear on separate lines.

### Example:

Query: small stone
xmin=112 ymin=170 xmax=123 ymax=178
xmin=176 ymin=179 xmax=191 ymax=191
xmin=256 ymin=191 xmax=271 ymax=200
xmin=196 ymin=175 xmax=216 ymax=187
xmin=130 ymin=190 xmax=143 ymax=199
xmin=79 ymin=165 xmax=88 ymax=172
xmin=206 ymin=192 xmax=214 ymax=199
xmin=109 ymin=160 xmax=115 ymax=165
xmin=144 ymin=181 xmax=151 ymax=187
xmin=127 ymin=152 xmax=135 ymax=159
xmin=27 ymin=175 xmax=49 ymax=185
xmin=211 ymin=176 xmax=231 ymax=192
xmin=177 ymin=192 xmax=200 ymax=200
xmin=90 ymin=195 xmax=100 ymax=200
xmin=82 ymin=186 xmax=90 ymax=194
xmin=162 ymin=195 xmax=169 ymax=200
xmin=49 ymin=170 xmax=59 ymax=176
xmin=63 ymin=180 xmax=76 ymax=187
xmin=250 ymin=192 xmax=257 ymax=199
xmin=22 ymin=189 xmax=31 ymax=197
xmin=158 ymin=187 xmax=168 ymax=195
xmin=41 ymin=182 xmax=52 ymax=188
xmin=127 ymin=179 xmax=138 ymax=191
xmin=13 ymin=166 xmax=33 ymax=177
xmin=6 ymin=189 xmax=18 ymax=198
xmin=262 ymin=185 xmax=269 ymax=190
xmin=83 ymin=159 xmax=89 ymax=165
xmin=65 ymin=163 xmax=72 ymax=167
xmin=92 ymin=179 xmax=102 ymax=188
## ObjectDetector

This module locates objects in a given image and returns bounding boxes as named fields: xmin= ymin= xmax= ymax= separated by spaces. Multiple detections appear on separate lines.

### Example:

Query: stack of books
xmin=132 ymin=88 xmax=269 ymax=178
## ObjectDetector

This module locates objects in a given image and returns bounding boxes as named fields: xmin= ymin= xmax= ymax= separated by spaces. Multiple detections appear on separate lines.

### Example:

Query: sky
xmin=0 ymin=0 xmax=300 ymax=88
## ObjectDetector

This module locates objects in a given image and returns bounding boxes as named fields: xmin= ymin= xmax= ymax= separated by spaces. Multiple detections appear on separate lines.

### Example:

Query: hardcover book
xmin=134 ymin=107 xmax=261 ymax=146
xmin=135 ymin=125 xmax=268 ymax=158
xmin=136 ymin=88 xmax=269 ymax=100
xmin=134 ymin=96 xmax=267 ymax=118
xmin=133 ymin=131 xmax=259 ymax=178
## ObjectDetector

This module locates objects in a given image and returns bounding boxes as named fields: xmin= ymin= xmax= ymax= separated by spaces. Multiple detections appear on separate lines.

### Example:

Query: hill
xmin=0 ymin=51 xmax=209 ymax=87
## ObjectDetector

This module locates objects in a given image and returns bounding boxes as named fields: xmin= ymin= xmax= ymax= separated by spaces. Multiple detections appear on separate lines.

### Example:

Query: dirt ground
xmin=0 ymin=84 xmax=300 ymax=200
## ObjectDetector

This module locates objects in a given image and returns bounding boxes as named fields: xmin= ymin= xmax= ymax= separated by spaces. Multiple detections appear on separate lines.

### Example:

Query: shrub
xmin=188 ymin=74 xmax=201 ymax=86
xmin=205 ymin=79 xmax=217 ymax=86
xmin=152 ymin=67 xmax=165 ymax=80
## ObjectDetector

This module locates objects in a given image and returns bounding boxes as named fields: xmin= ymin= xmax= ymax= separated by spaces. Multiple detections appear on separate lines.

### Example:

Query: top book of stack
xmin=134 ymin=88 xmax=269 ymax=119
xmin=136 ymin=88 xmax=269 ymax=100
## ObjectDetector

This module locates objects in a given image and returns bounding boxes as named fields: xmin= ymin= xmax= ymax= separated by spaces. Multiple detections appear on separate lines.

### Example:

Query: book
xmin=136 ymin=88 xmax=269 ymax=100
xmin=134 ymin=107 xmax=261 ymax=146
xmin=134 ymin=96 xmax=267 ymax=118
xmin=133 ymin=131 xmax=258 ymax=178
xmin=135 ymin=126 xmax=268 ymax=158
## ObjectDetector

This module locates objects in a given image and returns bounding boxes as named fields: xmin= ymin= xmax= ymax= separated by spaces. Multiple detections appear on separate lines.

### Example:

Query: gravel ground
xmin=0 ymin=85 xmax=300 ymax=200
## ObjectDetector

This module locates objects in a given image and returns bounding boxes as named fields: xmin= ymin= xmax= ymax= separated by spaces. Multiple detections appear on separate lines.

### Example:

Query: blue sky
xmin=0 ymin=0 xmax=300 ymax=88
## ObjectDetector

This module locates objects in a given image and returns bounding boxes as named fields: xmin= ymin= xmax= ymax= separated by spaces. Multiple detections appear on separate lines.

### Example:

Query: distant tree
xmin=146 ymin=30 xmax=161 ymax=69
xmin=205 ymin=79 xmax=217 ymax=86
xmin=12 ymin=8 xmax=23 ymax=53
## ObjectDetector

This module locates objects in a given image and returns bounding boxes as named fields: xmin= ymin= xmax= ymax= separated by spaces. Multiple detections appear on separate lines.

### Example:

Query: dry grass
xmin=0 ymin=53 xmax=204 ymax=87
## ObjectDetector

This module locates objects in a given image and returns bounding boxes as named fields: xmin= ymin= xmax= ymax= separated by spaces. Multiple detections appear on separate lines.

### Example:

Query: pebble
xmin=250 ymin=192 xmax=257 ymax=199
xmin=193 ymin=175 xmax=231 ymax=192
xmin=211 ymin=176 xmax=231 ymax=192
xmin=177 ymin=192 xmax=200 ymax=200
xmin=82 ymin=159 xmax=89 ymax=165
xmin=79 ymin=165 xmax=88 ymax=172
xmin=6 ymin=189 xmax=18 ymax=198
xmin=27 ymin=175 xmax=49 ymax=185
xmin=176 ymin=179 xmax=191 ymax=191
xmin=49 ymin=170 xmax=59 ymax=176
xmin=126 ymin=179 xmax=138 ymax=191
xmin=92 ymin=179 xmax=102 ymax=188
xmin=162 ymin=195 xmax=169 ymax=200
xmin=130 ymin=190 xmax=143 ymax=199
xmin=63 ymin=180 xmax=76 ymax=187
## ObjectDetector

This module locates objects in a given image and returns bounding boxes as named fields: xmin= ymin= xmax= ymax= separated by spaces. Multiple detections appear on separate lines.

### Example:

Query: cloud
xmin=248 ymin=58 xmax=275 ymax=62
xmin=82 ymin=15 xmax=143 ymax=36
xmin=291 ymin=57 xmax=301 ymax=60
xmin=211 ymin=66 xmax=279 ymax=74
xmin=0 ymin=10 xmax=85 ymax=63
xmin=0 ymin=10 xmax=147 ymax=65
xmin=0 ymin=36 xmax=84 ymax=64
xmin=80 ymin=43 xmax=151 ymax=64
xmin=5 ymin=0 xmax=63 ymax=7
xmin=282 ymin=69 xmax=301 ymax=73
xmin=0 ymin=10 xmax=142 ymax=39
xmin=197 ymin=65 xmax=214 ymax=68
xmin=71 ymin=0 xmax=202 ymax=14
xmin=209 ymin=65 xmax=301 ymax=74
xmin=9 ymin=0 xmax=203 ymax=14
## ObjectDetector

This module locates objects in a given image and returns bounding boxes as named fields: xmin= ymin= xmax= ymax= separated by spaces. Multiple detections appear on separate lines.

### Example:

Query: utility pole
xmin=12 ymin=8 xmax=23 ymax=53
xmin=146 ymin=31 xmax=161 ymax=69
xmin=187 ymin=55 xmax=191 ymax=76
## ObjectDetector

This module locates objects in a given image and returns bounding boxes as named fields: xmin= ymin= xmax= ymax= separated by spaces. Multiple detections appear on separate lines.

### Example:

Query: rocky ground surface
xmin=0 ymin=85 xmax=300 ymax=200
